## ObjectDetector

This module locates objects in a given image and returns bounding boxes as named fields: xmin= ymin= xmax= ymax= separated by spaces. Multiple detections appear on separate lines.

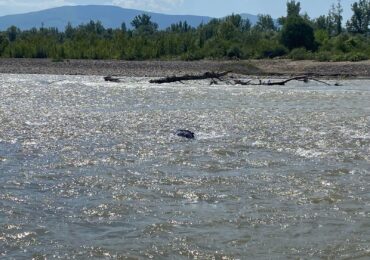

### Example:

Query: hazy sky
xmin=0 ymin=0 xmax=358 ymax=21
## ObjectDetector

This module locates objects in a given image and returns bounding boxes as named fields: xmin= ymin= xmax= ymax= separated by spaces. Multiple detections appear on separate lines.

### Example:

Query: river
xmin=0 ymin=74 xmax=369 ymax=259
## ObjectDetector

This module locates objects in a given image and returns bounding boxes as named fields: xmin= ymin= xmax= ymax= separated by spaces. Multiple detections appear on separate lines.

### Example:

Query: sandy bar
xmin=1 ymin=58 xmax=370 ymax=78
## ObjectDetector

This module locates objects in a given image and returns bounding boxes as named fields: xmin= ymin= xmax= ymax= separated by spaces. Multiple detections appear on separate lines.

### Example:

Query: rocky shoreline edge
xmin=1 ymin=58 xmax=370 ymax=79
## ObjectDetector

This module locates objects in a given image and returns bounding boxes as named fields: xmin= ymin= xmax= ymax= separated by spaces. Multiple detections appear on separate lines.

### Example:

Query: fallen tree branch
xmin=265 ymin=76 xmax=309 ymax=85
xmin=148 ymin=72 xmax=333 ymax=86
xmin=210 ymin=78 xmax=219 ymax=85
xmin=233 ymin=76 xmax=332 ymax=86
xmin=307 ymin=78 xmax=331 ymax=86
xmin=149 ymin=71 xmax=231 ymax=84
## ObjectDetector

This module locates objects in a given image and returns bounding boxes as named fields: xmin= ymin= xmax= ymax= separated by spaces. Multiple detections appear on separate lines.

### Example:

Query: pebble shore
xmin=1 ymin=58 xmax=370 ymax=78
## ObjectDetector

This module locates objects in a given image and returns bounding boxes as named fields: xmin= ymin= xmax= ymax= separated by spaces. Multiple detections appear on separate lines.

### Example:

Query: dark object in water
xmin=175 ymin=129 xmax=195 ymax=139
xmin=104 ymin=76 xmax=120 ymax=82
xmin=150 ymin=71 xmax=230 ymax=84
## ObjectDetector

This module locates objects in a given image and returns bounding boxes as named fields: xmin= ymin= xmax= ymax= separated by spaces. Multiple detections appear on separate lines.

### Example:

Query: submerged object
xmin=104 ymin=76 xmax=120 ymax=82
xmin=175 ymin=129 xmax=195 ymax=139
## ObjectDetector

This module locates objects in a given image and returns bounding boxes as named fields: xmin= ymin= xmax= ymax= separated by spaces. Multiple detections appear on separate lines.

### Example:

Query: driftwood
xmin=149 ymin=71 xmax=333 ymax=86
xmin=234 ymin=76 xmax=309 ymax=86
xmin=265 ymin=76 xmax=309 ymax=85
xmin=233 ymin=76 xmax=332 ymax=86
xmin=149 ymin=71 xmax=230 ymax=84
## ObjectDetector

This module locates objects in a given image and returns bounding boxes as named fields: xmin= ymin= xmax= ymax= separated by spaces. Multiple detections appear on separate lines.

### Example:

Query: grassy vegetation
xmin=1 ymin=0 xmax=370 ymax=61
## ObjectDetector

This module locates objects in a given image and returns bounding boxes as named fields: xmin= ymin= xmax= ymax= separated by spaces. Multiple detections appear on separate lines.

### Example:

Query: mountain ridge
xmin=0 ymin=5 xmax=260 ymax=31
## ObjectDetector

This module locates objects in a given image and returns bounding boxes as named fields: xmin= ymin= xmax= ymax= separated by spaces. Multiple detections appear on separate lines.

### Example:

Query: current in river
xmin=0 ymin=74 xmax=370 ymax=259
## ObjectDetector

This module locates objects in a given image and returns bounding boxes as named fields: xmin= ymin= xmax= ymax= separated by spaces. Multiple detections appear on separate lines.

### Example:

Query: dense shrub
xmin=227 ymin=45 xmax=242 ymax=58
xmin=289 ymin=48 xmax=313 ymax=60
xmin=262 ymin=45 xmax=288 ymax=58
xmin=345 ymin=52 xmax=368 ymax=61
xmin=314 ymin=51 xmax=332 ymax=61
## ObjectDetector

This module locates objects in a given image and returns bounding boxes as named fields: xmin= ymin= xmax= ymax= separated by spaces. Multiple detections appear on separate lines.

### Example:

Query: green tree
xmin=346 ymin=0 xmax=370 ymax=33
xmin=168 ymin=21 xmax=192 ymax=33
xmin=224 ymin=14 xmax=251 ymax=32
xmin=0 ymin=33 xmax=9 ymax=56
xmin=65 ymin=22 xmax=74 ymax=38
xmin=281 ymin=16 xmax=315 ymax=50
xmin=255 ymin=14 xmax=276 ymax=31
xmin=218 ymin=21 xmax=238 ymax=40
xmin=198 ymin=18 xmax=220 ymax=47
xmin=278 ymin=0 xmax=301 ymax=26
xmin=314 ymin=15 xmax=330 ymax=30
xmin=287 ymin=0 xmax=301 ymax=17
xmin=7 ymin=26 xmax=20 ymax=42
xmin=328 ymin=0 xmax=343 ymax=35
xmin=334 ymin=0 xmax=343 ymax=34
xmin=83 ymin=20 xmax=105 ymax=35
xmin=131 ymin=14 xmax=158 ymax=35
xmin=279 ymin=0 xmax=315 ymax=50
xmin=121 ymin=22 xmax=127 ymax=33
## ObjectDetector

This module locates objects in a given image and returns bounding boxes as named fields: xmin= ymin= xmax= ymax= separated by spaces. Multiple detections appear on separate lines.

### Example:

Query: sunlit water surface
xmin=0 ymin=74 xmax=370 ymax=259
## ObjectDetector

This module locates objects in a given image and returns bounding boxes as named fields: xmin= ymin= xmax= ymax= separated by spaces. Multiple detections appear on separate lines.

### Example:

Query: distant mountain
xmin=0 ymin=5 xmax=260 ymax=31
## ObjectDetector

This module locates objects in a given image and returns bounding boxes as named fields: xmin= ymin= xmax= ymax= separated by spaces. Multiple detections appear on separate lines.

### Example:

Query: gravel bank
xmin=1 ymin=58 xmax=370 ymax=78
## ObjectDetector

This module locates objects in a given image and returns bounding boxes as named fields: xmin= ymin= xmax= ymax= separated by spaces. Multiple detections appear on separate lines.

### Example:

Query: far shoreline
xmin=1 ymin=58 xmax=370 ymax=79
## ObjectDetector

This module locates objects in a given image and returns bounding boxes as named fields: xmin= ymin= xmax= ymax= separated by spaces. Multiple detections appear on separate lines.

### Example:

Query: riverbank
xmin=1 ymin=58 xmax=370 ymax=78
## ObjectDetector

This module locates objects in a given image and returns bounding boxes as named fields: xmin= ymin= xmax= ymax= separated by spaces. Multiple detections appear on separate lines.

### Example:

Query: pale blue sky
xmin=0 ymin=0 xmax=357 ymax=22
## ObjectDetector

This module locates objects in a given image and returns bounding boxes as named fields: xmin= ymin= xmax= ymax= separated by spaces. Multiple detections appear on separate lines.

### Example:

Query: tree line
xmin=1 ymin=0 xmax=370 ymax=61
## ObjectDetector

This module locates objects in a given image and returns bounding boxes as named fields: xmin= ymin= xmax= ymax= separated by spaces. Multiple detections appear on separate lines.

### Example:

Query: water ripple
xmin=0 ymin=74 xmax=369 ymax=258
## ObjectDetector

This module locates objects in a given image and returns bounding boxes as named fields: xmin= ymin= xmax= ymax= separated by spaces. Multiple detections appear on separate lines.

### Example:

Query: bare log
xmin=308 ymin=78 xmax=331 ymax=86
xmin=149 ymin=71 xmax=231 ymax=84
xmin=265 ymin=76 xmax=309 ymax=85
xmin=150 ymin=72 xmax=333 ymax=86
xmin=233 ymin=75 xmax=332 ymax=86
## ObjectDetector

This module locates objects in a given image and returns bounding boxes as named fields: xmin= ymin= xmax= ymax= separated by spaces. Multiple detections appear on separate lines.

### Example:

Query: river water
xmin=0 ymin=74 xmax=369 ymax=259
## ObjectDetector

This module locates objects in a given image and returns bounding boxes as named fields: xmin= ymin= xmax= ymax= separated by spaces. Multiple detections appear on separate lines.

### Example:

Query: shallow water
xmin=0 ymin=74 xmax=369 ymax=259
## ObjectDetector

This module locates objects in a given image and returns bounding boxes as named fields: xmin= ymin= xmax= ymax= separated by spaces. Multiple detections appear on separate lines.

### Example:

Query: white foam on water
xmin=24 ymin=121 xmax=48 ymax=126
xmin=295 ymin=148 xmax=325 ymax=158
xmin=1 ymin=74 xmax=370 ymax=259
xmin=195 ymin=131 xmax=227 ymax=140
